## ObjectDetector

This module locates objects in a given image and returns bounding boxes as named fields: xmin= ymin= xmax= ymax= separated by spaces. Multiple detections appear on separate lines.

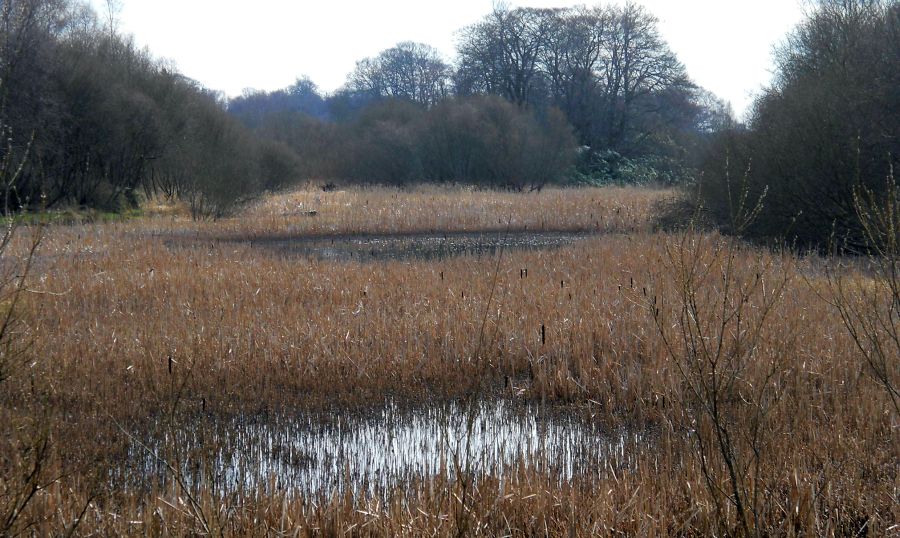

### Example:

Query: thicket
xmin=695 ymin=0 xmax=900 ymax=249
xmin=0 ymin=0 xmax=300 ymax=217
xmin=236 ymin=95 xmax=576 ymax=190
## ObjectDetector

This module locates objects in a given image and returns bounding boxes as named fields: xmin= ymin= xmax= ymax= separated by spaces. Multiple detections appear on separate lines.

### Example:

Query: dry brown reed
xmin=0 ymin=186 xmax=896 ymax=535
xmin=177 ymin=184 xmax=668 ymax=238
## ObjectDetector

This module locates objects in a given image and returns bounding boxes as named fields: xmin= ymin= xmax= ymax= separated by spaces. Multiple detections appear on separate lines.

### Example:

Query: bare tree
xmin=455 ymin=4 xmax=693 ymax=154
xmin=596 ymin=4 xmax=692 ymax=152
xmin=418 ymin=96 xmax=576 ymax=190
xmin=455 ymin=5 xmax=558 ymax=106
xmin=349 ymin=41 xmax=451 ymax=107
xmin=541 ymin=6 xmax=611 ymax=139
xmin=102 ymin=0 xmax=121 ymax=36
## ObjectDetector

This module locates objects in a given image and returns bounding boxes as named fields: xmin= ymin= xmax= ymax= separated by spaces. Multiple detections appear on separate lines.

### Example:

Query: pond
xmin=121 ymin=400 xmax=647 ymax=499
xmin=168 ymin=231 xmax=598 ymax=262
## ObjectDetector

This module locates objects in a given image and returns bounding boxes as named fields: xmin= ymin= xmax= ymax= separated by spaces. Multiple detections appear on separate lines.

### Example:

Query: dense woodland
xmin=0 ymin=0 xmax=287 ymax=218
xmin=696 ymin=0 xmax=900 ymax=248
xmin=1 ymin=0 xmax=898 ymax=245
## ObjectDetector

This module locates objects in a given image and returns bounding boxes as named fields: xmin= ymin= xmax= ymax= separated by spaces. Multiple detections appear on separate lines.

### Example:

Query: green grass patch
xmin=12 ymin=207 xmax=144 ymax=226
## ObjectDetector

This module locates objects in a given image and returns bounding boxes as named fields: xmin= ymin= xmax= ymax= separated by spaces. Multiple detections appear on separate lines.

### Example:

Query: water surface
xmin=166 ymin=231 xmax=596 ymax=262
xmin=125 ymin=400 xmax=646 ymax=498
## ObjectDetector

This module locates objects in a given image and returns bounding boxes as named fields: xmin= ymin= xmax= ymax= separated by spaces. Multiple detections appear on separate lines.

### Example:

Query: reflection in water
xmin=124 ymin=401 xmax=645 ymax=498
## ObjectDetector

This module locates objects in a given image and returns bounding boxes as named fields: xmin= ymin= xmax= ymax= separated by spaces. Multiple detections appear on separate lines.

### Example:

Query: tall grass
xmin=0 ymin=185 xmax=896 ymax=535
xmin=183 ymin=184 xmax=668 ymax=238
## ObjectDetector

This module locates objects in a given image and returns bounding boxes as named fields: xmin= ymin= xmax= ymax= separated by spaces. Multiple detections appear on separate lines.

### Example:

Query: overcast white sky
xmin=95 ymin=0 xmax=806 ymax=118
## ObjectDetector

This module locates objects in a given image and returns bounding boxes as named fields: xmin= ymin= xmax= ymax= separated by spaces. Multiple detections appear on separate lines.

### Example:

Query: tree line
xmin=229 ymin=3 xmax=726 ymax=190
xmin=5 ymin=0 xmax=894 ymax=246
xmin=1 ymin=0 xmax=300 ymax=217
xmin=1 ymin=0 xmax=727 ymax=216
xmin=693 ymin=0 xmax=899 ymax=249
xmin=231 ymin=0 xmax=900 ymax=248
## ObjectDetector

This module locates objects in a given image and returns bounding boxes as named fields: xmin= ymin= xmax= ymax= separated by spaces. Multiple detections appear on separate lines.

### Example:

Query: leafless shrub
xmin=827 ymin=164 xmax=900 ymax=416
xmin=0 ymin=120 xmax=58 ymax=535
xmin=645 ymin=175 xmax=794 ymax=535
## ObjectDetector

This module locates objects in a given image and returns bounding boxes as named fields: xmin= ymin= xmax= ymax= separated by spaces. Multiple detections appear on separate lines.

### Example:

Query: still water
xmin=222 ymin=231 xmax=593 ymax=261
xmin=125 ymin=400 xmax=645 ymax=498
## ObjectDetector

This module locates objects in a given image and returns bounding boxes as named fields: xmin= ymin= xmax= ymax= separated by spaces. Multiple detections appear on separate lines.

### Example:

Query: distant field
xmin=1 ymin=186 xmax=896 ymax=536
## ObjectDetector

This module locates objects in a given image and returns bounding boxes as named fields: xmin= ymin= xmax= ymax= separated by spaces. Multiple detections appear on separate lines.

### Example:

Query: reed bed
xmin=147 ymin=185 xmax=669 ymax=239
xmin=1 ymin=186 xmax=897 ymax=536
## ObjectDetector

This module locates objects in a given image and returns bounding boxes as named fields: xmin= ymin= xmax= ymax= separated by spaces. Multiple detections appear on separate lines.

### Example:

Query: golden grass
xmin=1 ymin=186 xmax=897 ymax=536
xmin=193 ymin=185 xmax=671 ymax=238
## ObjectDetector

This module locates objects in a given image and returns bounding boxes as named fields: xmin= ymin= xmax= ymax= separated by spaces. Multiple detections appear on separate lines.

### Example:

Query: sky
xmin=94 ymin=0 xmax=806 ymax=119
